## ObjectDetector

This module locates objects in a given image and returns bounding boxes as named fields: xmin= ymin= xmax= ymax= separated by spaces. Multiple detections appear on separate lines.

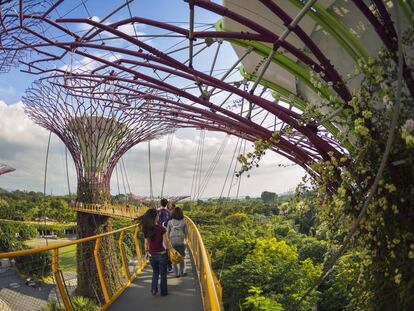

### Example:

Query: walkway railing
xmin=0 ymin=217 xmax=223 ymax=311
xmin=71 ymin=202 xmax=147 ymax=219
xmin=0 ymin=224 xmax=146 ymax=311
xmin=185 ymin=216 xmax=223 ymax=311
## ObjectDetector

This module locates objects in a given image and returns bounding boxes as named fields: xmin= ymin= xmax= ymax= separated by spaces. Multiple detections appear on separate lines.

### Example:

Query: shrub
xmin=17 ymin=223 xmax=38 ymax=240
xmin=274 ymin=223 xmax=291 ymax=237
xmin=221 ymin=238 xmax=320 ymax=311
xmin=15 ymin=248 xmax=52 ymax=279
xmin=298 ymin=237 xmax=328 ymax=264
xmin=223 ymin=213 xmax=250 ymax=225
xmin=40 ymin=300 xmax=63 ymax=311
xmin=72 ymin=296 xmax=99 ymax=311
xmin=0 ymin=222 xmax=21 ymax=251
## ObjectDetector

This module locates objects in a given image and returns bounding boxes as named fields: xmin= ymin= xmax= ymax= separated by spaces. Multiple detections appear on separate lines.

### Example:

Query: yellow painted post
xmin=51 ymin=249 xmax=73 ymax=311
xmin=118 ymin=230 xmax=131 ymax=280
xmin=94 ymin=237 xmax=111 ymax=303
xmin=133 ymin=225 xmax=143 ymax=266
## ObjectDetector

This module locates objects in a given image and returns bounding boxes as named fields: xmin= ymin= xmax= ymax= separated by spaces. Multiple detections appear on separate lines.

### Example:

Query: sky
xmin=0 ymin=0 xmax=306 ymax=197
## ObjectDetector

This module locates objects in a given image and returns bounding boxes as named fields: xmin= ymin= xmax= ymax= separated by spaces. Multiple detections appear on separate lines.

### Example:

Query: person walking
xmin=142 ymin=208 xmax=171 ymax=296
xmin=158 ymin=198 xmax=173 ymax=272
xmin=158 ymin=198 xmax=171 ymax=227
xmin=167 ymin=207 xmax=188 ymax=277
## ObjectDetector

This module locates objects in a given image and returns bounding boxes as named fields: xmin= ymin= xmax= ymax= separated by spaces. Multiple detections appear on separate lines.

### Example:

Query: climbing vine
xmin=238 ymin=25 xmax=414 ymax=309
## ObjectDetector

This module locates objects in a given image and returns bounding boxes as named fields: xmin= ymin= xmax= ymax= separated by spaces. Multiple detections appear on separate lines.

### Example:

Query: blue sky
xmin=0 ymin=0 xmax=305 ymax=196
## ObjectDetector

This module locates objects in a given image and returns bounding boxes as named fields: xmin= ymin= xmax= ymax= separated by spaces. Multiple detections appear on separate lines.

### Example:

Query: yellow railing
xmin=71 ymin=202 xmax=147 ymax=219
xmin=0 ymin=224 xmax=146 ymax=311
xmin=0 ymin=216 xmax=223 ymax=311
xmin=185 ymin=216 xmax=223 ymax=311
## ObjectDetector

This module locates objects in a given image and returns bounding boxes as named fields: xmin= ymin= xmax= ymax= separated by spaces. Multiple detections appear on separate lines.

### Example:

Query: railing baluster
xmin=119 ymin=230 xmax=131 ymax=280
xmin=52 ymin=248 xmax=73 ymax=311
xmin=94 ymin=237 xmax=111 ymax=304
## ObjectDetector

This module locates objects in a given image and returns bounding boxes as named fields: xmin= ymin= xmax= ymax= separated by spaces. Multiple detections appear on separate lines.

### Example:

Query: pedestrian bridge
xmin=0 ymin=212 xmax=222 ymax=311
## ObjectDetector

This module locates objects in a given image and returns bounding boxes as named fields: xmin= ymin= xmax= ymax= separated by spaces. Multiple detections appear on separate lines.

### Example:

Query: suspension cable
xmin=42 ymin=131 xmax=52 ymax=246
xmin=65 ymin=146 xmax=71 ymax=196
xmin=161 ymin=133 xmax=174 ymax=198
xmin=190 ymin=133 xmax=201 ymax=199
xmin=198 ymin=134 xmax=229 ymax=198
xmin=121 ymin=157 xmax=132 ymax=198
xmin=196 ymin=130 xmax=206 ymax=200
xmin=119 ymin=159 xmax=128 ymax=200
xmin=147 ymin=140 xmax=154 ymax=202
xmin=220 ymin=137 xmax=241 ymax=198
xmin=190 ymin=130 xmax=204 ymax=200
xmin=115 ymin=164 xmax=121 ymax=196
xmin=226 ymin=138 xmax=244 ymax=200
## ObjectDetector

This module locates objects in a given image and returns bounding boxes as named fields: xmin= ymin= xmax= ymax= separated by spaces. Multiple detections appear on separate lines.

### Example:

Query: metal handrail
xmin=185 ymin=216 xmax=223 ymax=311
xmin=0 ymin=224 xmax=137 ymax=259
xmin=0 ymin=216 xmax=223 ymax=311
xmin=71 ymin=202 xmax=148 ymax=219
xmin=0 ymin=223 xmax=146 ymax=311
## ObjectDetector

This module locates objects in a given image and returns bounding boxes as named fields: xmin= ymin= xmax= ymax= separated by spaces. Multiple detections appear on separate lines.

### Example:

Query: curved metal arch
xmin=3 ymin=1 xmax=356 ymax=177
xmin=52 ymin=74 xmax=319 ymax=169
xmin=15 ymin=16 xmax=344 ymax=162
xmin=191 ymin=0 xmax=352 ymax=103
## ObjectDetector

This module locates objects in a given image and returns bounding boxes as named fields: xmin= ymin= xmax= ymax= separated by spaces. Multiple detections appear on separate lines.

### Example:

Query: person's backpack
xmin=158 ymin=209 xmax=170 ymax=227
xmin=169 ymin=221 xmax=185 ymax=245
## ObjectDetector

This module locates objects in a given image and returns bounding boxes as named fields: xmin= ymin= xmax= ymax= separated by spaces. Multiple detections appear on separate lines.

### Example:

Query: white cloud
xmin=117 ymin=24 xmax=145 ymax=37
xmin=0 ymin=101 xmax=305 ymax=197
xmin=77 ymin=16 xmax=101 ymax=31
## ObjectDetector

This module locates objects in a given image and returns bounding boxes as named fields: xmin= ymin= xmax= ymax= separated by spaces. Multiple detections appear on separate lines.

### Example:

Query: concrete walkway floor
xmin=109 ymin=254 xmax=203 ymax=311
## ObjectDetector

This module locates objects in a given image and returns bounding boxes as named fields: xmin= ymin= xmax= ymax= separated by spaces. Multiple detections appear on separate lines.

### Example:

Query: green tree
xmin=221 ymin=238 xmax=320 ymax=310
xmin=0 ymin=199 xmax=11 ymax=219
xmin=243 ymin=287 xmax=284 ymax=311
xmin=261 ymin=191 xmax=277 ymax=204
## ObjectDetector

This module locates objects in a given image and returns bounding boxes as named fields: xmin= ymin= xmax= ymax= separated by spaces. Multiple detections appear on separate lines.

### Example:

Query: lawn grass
xmin=59 ymin=244 xmax=77 ymax=271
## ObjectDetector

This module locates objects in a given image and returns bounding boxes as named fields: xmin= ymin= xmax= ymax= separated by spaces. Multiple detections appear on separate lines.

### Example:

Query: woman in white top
xmin=167 ymin=207 xmax=188 ymax=277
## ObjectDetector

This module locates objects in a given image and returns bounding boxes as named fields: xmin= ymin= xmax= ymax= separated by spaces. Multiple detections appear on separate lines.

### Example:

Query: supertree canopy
xmin=0 ymin=164 xmax=15 ymax=176
xmin=24 ymin=77 xmax=175 ymax=201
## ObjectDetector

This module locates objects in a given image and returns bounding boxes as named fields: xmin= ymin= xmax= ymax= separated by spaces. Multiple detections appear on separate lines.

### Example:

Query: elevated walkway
xmin=0 ymin=216 xmax=222 ymax=311
xmin=71 ymin=203 xmax=147 ymax=219
xmin=110 ymin=251 xmax=202 ymax=311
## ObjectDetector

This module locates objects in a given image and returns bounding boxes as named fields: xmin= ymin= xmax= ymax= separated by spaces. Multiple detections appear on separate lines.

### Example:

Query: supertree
xmin=23 ymin=76 xmax=176 ymax=300
xmin=0 ymin=164 xmax=15 ymax=176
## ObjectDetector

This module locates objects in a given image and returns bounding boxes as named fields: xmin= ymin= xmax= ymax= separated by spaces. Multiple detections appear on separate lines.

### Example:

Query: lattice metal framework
xmin=23 ymin=77 xmax=176 ymax=200
xmin=0 ymin=0 xmax=53 ymax=73
xmin=4 ymin=0 xmax=413 ymax=177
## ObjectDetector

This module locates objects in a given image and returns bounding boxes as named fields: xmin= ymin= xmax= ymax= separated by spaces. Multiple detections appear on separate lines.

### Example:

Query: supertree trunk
xmin=75 ymin=179 xmax=122 ymax=302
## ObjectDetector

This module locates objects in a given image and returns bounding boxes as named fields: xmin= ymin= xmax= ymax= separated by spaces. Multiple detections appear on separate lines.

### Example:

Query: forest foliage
xmin=183 ymin=195 xmax=363 ymax=311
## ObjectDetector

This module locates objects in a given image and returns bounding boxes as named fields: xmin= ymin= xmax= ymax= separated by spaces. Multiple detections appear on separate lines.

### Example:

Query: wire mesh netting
xmin=0 ymin=250 xmax=56 ymax=311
